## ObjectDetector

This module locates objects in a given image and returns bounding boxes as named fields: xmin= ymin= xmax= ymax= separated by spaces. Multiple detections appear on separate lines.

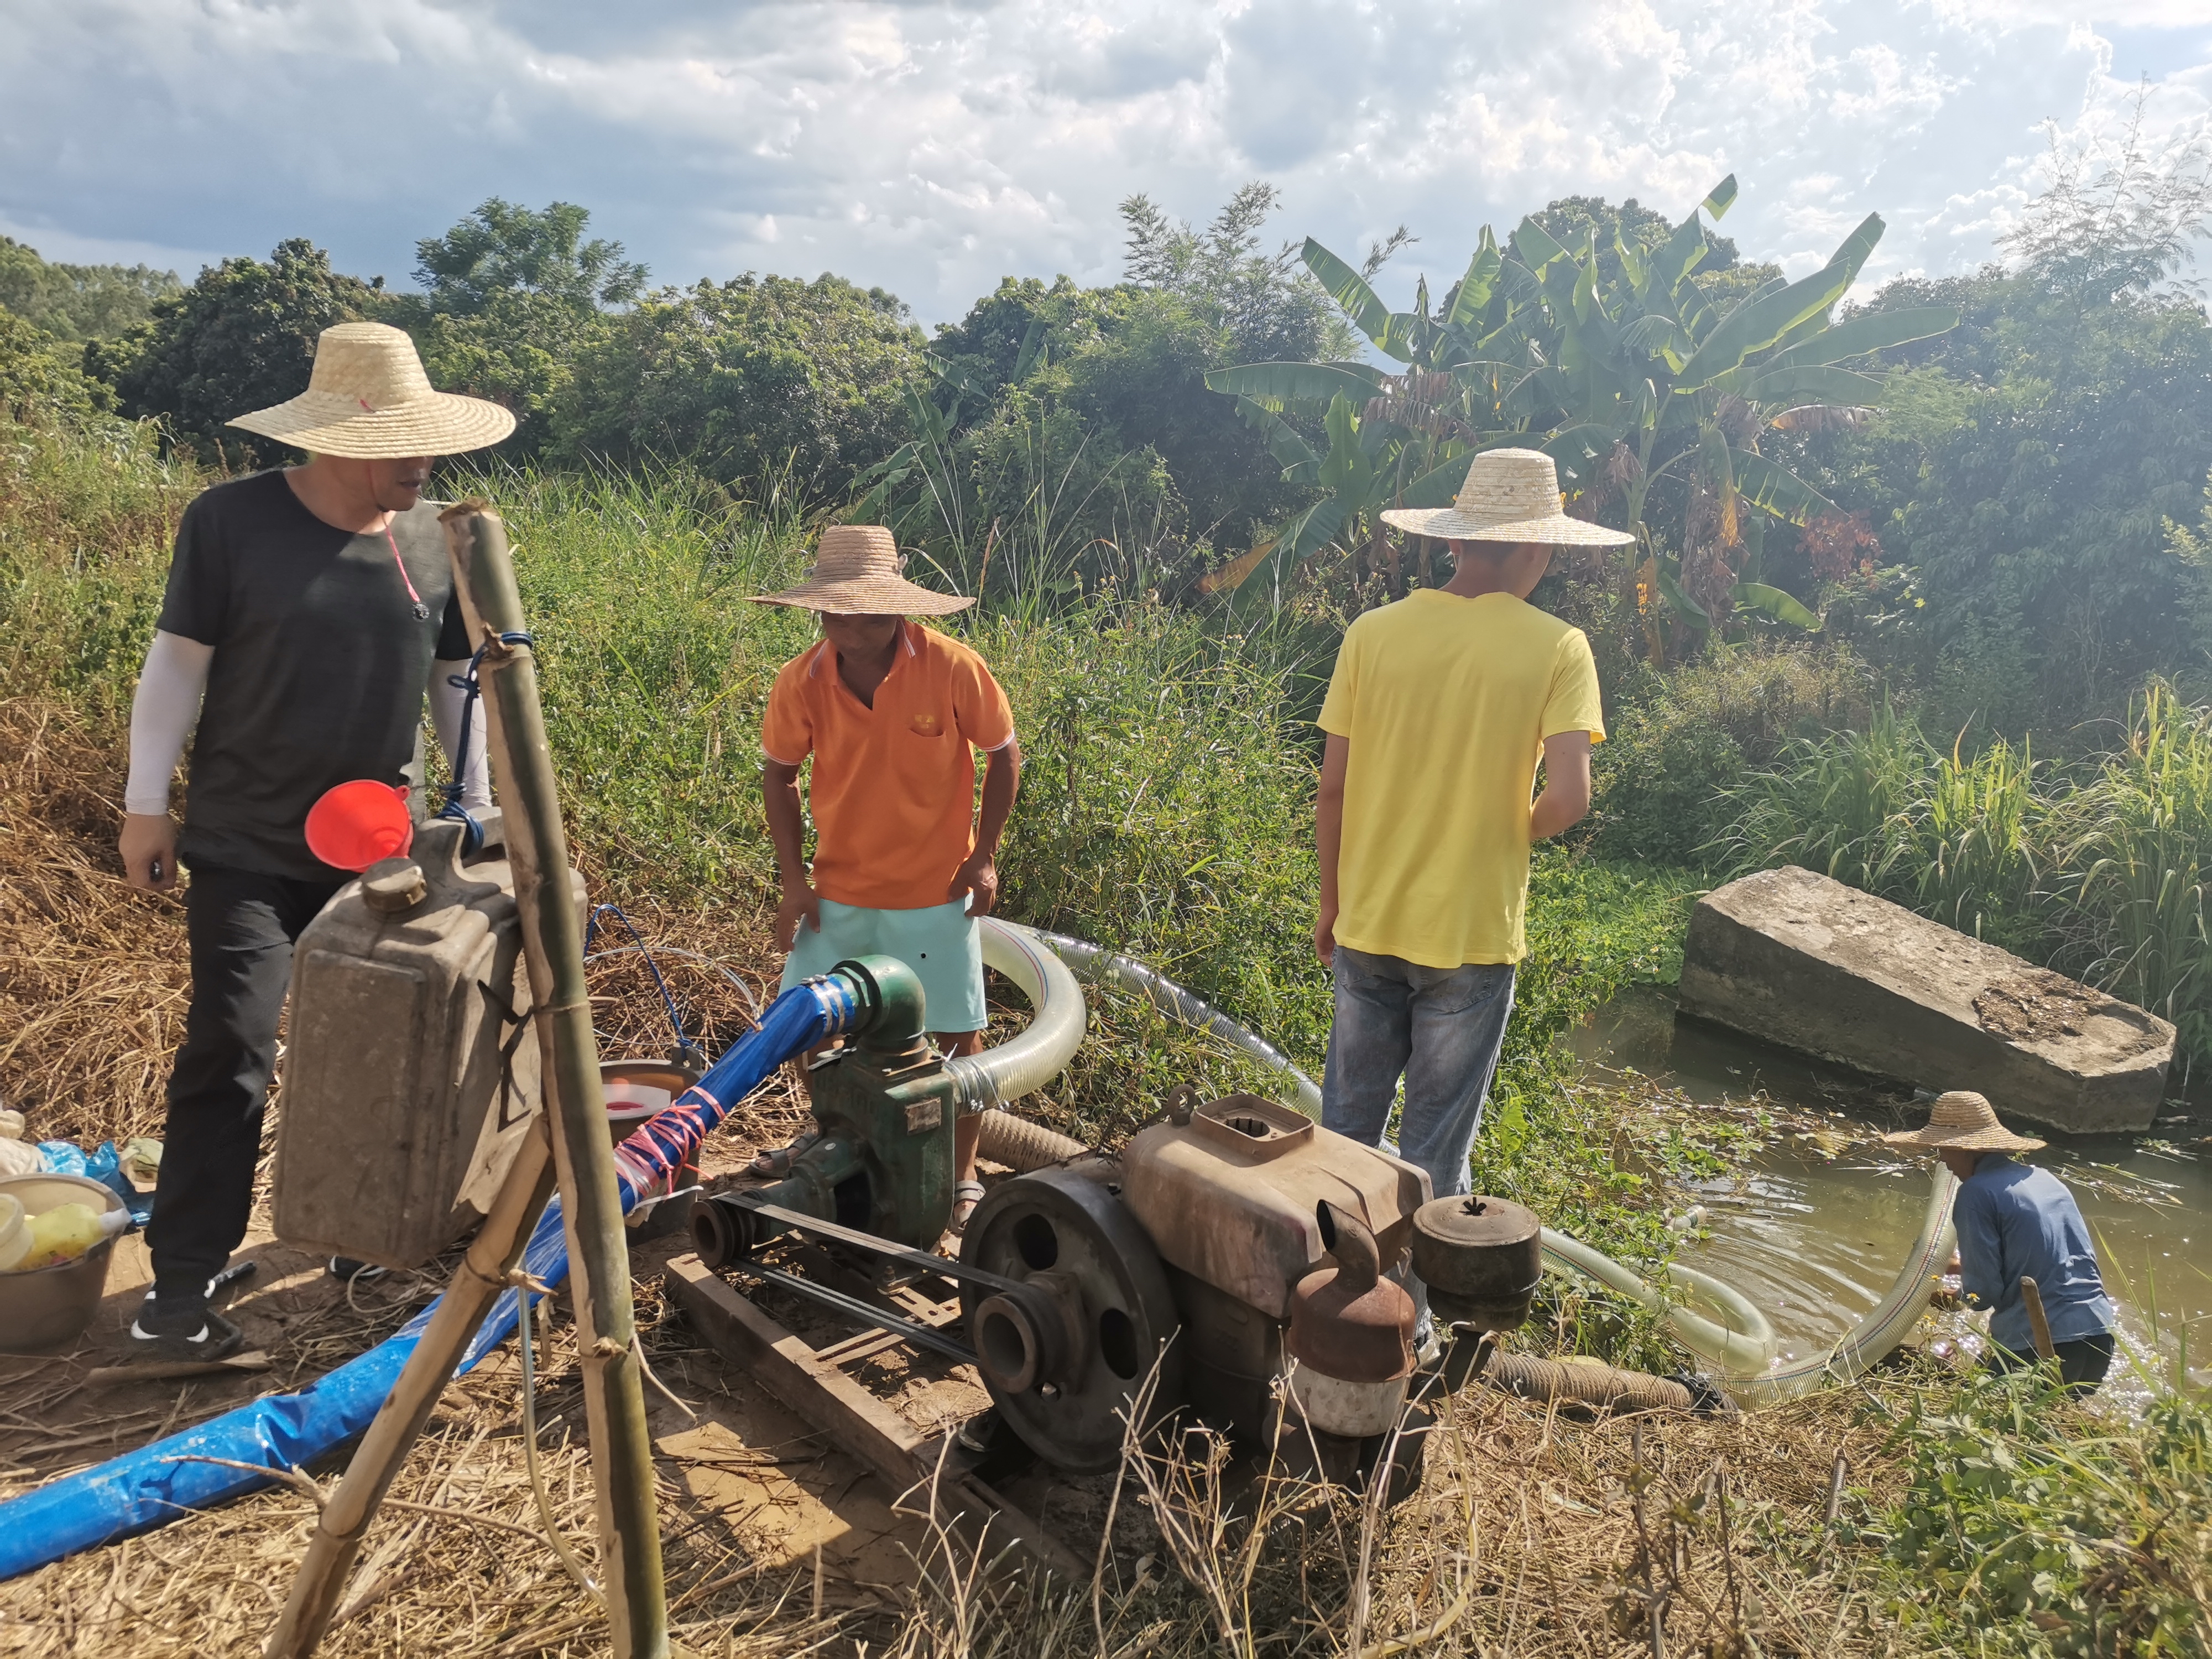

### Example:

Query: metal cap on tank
xmin=1411 ymin=1193 xmax=1542 ymax=1332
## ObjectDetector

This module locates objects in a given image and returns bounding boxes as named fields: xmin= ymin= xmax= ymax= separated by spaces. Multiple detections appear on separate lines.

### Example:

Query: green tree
xmin=922 ymin=190 xmax=1352 ymax=555
xmin=87 ymin=238 xmax=377 ymax=466
xmin=1802 ymin=112 xmax=2212 ymax=733
xmin=375 ymin=199 xmax=647 ymax=455
xmin=0 ymin=236 xmax=180 ymax=342
xmin=555 ymin=273 xmax=925 ymax=500
xmin=411 ymin=199 xmax=645 ymax=315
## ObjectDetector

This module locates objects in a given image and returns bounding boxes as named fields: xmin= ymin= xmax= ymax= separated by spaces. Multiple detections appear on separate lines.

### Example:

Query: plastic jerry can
xmin=274 ymin=812 xmax=586 ymax=1269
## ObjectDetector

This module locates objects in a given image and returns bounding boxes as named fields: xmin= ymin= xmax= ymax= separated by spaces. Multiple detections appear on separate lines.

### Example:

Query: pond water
xmin=1572 ymin=985 xmax=2211 ymax=1394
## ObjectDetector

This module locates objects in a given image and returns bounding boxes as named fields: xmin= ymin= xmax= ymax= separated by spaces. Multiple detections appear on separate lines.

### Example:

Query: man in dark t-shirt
xmin=119 ymin=322 xmax=515 ymax=1360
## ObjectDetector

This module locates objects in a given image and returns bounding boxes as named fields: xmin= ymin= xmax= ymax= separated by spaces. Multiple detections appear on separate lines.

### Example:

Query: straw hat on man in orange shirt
xmin=750 ymin=526 xmax=1024 ymax=1234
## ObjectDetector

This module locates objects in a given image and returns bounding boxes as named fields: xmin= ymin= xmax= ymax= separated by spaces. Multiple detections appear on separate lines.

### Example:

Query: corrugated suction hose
xmin=974 ymin=1108 xmax=1086 ymax=1171
xmin=1479 ymin=1349 xmax=1695 ymax=1414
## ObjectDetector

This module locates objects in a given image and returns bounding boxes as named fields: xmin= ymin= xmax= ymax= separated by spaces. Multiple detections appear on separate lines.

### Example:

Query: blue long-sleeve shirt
xmin=1954 ymin=1153 xmax=2114 ymax=1353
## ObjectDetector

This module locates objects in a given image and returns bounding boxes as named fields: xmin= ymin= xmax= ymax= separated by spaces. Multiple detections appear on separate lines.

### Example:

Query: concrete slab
xmin=1677 ymin=866 xmax=2174 ymax=1135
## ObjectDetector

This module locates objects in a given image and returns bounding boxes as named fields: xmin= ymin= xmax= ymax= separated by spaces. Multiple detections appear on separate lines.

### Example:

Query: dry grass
xmin=0 ymin=698 xmax=190 ymax=1145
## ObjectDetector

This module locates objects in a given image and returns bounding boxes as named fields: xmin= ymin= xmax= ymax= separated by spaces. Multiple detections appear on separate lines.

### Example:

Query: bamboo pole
xmin=439 ymin=502 xmax=669 ymax=1657
xmin=267 ymin=1124 xmax=556 ymax=1656
xmin=2020 ymin=1275 xmax=2059 ymax=1363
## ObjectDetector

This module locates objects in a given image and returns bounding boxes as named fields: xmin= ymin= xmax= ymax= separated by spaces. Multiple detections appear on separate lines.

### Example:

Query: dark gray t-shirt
xmin=156 ymin=470 xmax=471 ymax=880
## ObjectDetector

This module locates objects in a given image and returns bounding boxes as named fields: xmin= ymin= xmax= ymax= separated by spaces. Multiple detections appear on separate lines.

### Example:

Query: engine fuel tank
xmin=1121 ymin=1094 xmax=1430 ymax=1319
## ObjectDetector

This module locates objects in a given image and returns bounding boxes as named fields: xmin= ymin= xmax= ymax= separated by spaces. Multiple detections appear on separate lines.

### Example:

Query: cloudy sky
xmin=2 ymin=1 xmax=2209 ymax=328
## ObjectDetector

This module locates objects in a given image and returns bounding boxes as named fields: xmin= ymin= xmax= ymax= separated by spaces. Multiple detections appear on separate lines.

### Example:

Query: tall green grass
xmin=1712 ymin=685 xmax=2212 ymax=1066
xmin=0 ymin=415 xmax=1726 ymax=1269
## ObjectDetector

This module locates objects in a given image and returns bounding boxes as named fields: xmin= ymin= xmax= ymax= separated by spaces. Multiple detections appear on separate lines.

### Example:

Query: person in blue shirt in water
xmin=1887 ymin=1091 xmax=2117 ymax=1395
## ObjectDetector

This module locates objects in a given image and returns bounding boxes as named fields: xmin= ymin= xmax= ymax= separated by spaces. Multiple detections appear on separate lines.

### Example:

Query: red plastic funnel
xmin=305 ymin=780 xmax=415 ymax=872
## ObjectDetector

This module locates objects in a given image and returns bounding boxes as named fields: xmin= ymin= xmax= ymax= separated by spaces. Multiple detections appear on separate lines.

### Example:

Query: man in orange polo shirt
xmin=754 ymin=525 xmax=1022 ymax=1232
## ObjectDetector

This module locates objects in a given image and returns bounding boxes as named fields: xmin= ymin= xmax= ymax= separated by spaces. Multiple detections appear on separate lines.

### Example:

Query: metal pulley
xmin=957 ymin=1168 xmax=1182 ymax=1473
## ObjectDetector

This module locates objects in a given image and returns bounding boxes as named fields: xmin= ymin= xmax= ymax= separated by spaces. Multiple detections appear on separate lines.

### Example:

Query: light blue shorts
xmin=779 ymin=896 xmax=987 ymax=1033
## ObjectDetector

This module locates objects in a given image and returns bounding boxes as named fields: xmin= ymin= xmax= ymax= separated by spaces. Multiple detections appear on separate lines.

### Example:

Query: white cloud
xmin=1 ymin=0 xmax=2206 ymax=323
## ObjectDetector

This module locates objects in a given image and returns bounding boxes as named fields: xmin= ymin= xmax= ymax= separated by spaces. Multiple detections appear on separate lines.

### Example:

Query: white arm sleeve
xmin=124 ymin=631 xmax=213 ymax=816
xmin=429 ymin=659 xmax=493 ymax=812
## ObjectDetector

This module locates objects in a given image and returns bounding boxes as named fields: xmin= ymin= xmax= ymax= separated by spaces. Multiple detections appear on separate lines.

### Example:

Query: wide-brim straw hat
xmin=1883 ymin=1091 xmax=2046 ymax=1152
xmin=227 ymin=322 xmax=516 ymax=458
xmin=752 ymin=525 xmax=975 ymax=616
xmin=1380 ymin=447 xmax=1635 ymax=546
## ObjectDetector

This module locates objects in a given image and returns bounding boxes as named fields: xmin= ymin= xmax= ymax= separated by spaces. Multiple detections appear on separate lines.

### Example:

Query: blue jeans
xmin=1322 ymin=947 xmax=1516 ymax=1199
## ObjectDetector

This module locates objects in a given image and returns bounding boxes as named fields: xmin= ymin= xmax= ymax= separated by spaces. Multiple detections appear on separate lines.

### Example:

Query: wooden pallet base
xmin=664 ymin=1253 xmax=1086 ymax=1579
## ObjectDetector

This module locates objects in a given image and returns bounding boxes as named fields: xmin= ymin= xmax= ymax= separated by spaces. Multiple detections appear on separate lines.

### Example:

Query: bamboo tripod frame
xmin=266 ymin=504 xmax=669 ymax=1659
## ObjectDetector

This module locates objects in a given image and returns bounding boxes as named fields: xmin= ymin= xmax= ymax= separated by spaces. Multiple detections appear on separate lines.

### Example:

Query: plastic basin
xmin=0 ymin=1173 xmax=127 ymax=1353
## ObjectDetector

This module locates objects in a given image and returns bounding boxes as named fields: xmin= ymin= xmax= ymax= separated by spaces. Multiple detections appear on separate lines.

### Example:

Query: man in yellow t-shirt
xmin=1314 ymin=449 xmax=1632 ymax=1197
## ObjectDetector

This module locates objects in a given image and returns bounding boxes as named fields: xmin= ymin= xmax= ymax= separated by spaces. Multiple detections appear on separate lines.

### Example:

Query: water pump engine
xmin=688 ymin=951 xmax=1548 ymax=1482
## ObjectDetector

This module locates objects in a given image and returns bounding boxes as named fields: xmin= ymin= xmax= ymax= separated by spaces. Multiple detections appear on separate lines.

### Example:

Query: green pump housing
xmin=693 ymin=954 xmax=959 ymax=1260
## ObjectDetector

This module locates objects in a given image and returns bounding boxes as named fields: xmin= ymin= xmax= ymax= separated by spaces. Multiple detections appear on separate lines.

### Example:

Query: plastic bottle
xmin=7 ymin=1203 xmax=128 ymax=1271
xmin=0 ymin=1107 xmax=38 ymax=1179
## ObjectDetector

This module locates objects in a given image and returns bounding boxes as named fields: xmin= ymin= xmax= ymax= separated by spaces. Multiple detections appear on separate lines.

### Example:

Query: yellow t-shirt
xmin=1317 ymin=589 xmax=1604 ymax=968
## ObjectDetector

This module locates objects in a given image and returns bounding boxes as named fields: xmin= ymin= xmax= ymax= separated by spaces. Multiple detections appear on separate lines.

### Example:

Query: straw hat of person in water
xmin=1882 ymin=1090 xmax=2046 ymax=1156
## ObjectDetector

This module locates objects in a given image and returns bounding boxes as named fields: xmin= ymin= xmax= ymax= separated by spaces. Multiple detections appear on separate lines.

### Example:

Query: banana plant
xmin=1205 ymin=177 xmax=1959 ymax=651
xmin=1498 ymin=180 xmax=1957 ymax=654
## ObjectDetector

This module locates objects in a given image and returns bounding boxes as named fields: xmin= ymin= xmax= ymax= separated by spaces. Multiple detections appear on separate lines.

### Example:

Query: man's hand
xmin=121 ymin=812 xmax=180 ymax=892
xmin=774 ymin=878 xmax=823 ymax=952
xmin=1314 ymin=901 xmax=1338 ymax=968
xmin=951 ymin=852 xmax=999 ymax=919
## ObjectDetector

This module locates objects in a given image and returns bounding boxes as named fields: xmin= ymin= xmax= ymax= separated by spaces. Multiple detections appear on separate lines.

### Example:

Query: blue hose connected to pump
xmin=0 ymin=977 xmax=847 ymax=1583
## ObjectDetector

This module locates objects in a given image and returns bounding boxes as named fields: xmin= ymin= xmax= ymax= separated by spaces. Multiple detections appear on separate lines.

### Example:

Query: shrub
xmin=1588 ymin=642 xmax=1874 ymax=865
xmin=553 ymin=273 xmax=926 ymax=501
xmin=0 ymin=308 xmax=99 ymax=424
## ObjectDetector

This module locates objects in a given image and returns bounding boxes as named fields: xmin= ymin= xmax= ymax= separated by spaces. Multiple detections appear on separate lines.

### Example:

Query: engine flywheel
xmin=958 ymin=1167 xmax=1183 ymax=1473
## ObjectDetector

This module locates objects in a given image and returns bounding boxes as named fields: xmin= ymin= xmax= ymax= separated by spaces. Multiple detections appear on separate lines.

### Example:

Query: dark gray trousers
xmin=149 ymin=864 xmax=341 ymax=1307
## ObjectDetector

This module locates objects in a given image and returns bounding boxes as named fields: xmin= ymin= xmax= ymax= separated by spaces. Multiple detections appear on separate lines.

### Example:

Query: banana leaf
xmin=1734 ymin=581 xmax=1821 ymax=628
xmin=1675 ymin=260 xmax=1856 ymax=387
xmin=1647 ymin=211 xmax=1712 ymax=298
xmin=1761 ymin=305 xmax=1961 ymax=370
xmin=1702 ymin=175 xmax=1740 ymax=220
xmin=1542 ymin=422 xmax=1619 ymax=480
xmin=1204 ymin=361 xmax=1388 ymax=411
xmin=1399 ymin=453 xmax=1468 ymax=509
xmin=1618 ymin=312 xmax=1692 ymax=366
xmin=1445 ymin=232 xmax=1504 ymax=328
xmin=1301 ymin=238 xmax=1391 ymax=344
xmin=1731 ymin=450 xmax=1836 ymax=525
xmin=1734 ymin=363 xmax=1882 ymax=405
xmin=1276 ymin=494 xmax=1350 ymax=568
xmin=1375 ymin=312 xmax=1428 ymax=364
xmin=1512 ymin=216 xmax=1572 ymax=273
xmin=1827 ymin=211 xmax=1886 ymax=287
xmin=1615 ymin=226 xmax=1650 ymax=296
xmin=1316 ymin=393 xmax=1376 ymax=497
xmin=1230 ymin=397 xmax=1320 ymax=482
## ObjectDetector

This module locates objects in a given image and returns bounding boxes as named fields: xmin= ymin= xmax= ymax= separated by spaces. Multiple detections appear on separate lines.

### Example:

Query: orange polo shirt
xmin=761 ymin=623 xmax=1016 ymax=910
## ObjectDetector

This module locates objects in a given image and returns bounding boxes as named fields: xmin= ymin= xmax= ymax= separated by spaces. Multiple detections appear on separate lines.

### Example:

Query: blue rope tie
xmin=583 ymin=901 xmax=696 ymax=1060
xmin=437 ymin=630 xmax=534 ymax=857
